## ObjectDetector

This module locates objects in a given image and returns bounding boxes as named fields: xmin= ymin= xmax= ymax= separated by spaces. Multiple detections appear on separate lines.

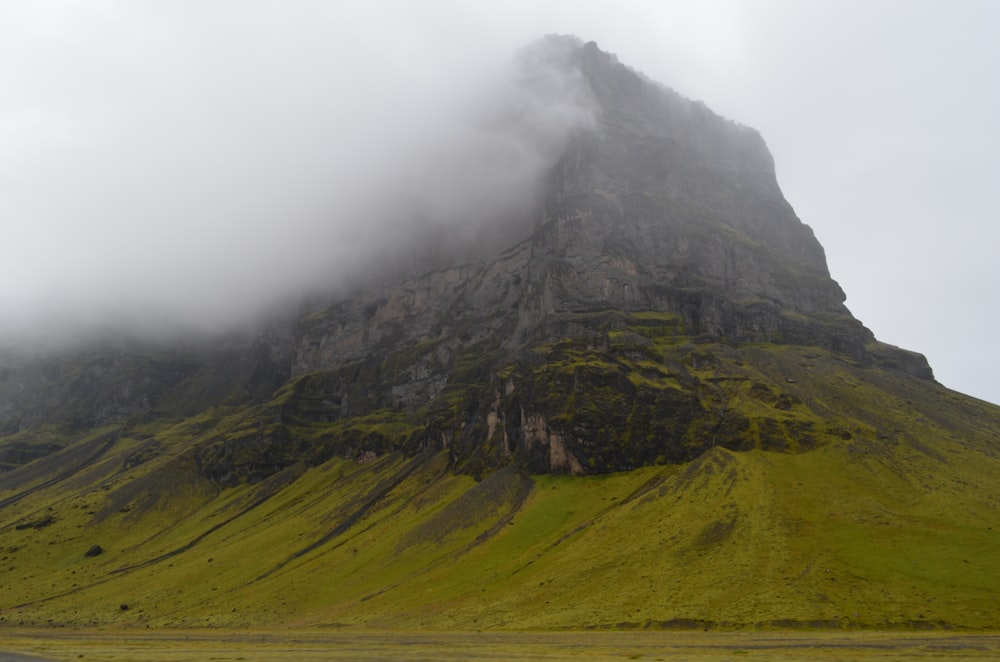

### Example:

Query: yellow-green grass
xmin=2 ymin=440 xmax=998 ymax=630
xmin=1 ymin=339 xmax=999 ymax=631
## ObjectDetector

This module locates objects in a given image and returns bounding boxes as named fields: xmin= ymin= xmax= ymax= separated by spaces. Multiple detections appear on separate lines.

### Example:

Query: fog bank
xmin=0 ymin=6 xmax=593 ymax=347
xmin=3 ymin=1 xmax=998 ymax=404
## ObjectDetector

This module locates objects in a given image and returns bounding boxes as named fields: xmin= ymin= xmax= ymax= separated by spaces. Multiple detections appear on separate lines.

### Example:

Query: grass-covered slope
xmin=1 ymin=334 xmax=998 ymax=630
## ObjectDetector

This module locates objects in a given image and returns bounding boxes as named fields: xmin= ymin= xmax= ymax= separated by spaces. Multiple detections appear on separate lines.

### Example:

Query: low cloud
xmin=3 ymin=1 xmax=998 ymax=404
xmin=0 ymin=6 xmax=595 ymax=348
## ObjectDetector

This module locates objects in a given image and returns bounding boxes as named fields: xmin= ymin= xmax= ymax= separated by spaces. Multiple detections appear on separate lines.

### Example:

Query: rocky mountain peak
xmin=270 ymin=38 xmax=934 ymax=475
xmin=0 ymin=36 xmax=935 ymax=483
xmin=517 ymin=39 xmax=846 ymax=325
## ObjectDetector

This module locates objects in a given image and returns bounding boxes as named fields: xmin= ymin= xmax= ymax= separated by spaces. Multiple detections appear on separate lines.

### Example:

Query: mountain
xmin=0 ymin=36 xmax=998 ymax=630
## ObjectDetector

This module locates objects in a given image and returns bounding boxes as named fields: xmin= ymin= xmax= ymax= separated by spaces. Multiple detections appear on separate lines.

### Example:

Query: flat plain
xmin=2 ymin=629 xmax=1000 ymax=661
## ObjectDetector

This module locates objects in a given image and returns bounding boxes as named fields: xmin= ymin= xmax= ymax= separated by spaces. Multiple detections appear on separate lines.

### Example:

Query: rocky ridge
xmin=1 ymin=37 xmax=933 ymax=482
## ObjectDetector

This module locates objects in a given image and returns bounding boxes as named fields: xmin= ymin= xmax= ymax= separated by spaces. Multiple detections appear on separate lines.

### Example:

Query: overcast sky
xmin=1 ymin=1 xmax=997 ymax=405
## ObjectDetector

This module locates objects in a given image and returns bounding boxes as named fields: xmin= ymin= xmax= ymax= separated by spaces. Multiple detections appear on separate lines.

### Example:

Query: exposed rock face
xmin=0 ymin=36 xmax=934 ymax=481
xmin=0 ymin=350 xmax=198 ymax=435
xmin=0 ymin=337 xmax=292 ymax=473
xmin=272 ymin=37 xmax=932 ymax=477
xmin=292 ymin=38 xmax=860 ymax=376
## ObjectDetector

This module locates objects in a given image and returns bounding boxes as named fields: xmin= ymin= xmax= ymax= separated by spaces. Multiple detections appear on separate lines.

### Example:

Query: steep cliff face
xmin=273 ymin=37 xmax=931 ymax=477
xmin=0 ymin=37 xmax=933 ymax=481
xmin=547 ymin=40 xmax=830 ymax=272
xmin=292 ymin=37 xmax=861 ymax=374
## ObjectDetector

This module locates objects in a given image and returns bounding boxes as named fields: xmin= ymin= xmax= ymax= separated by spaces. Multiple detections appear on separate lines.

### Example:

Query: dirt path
xmin=2 ymin=629 xmax=999 ymax=661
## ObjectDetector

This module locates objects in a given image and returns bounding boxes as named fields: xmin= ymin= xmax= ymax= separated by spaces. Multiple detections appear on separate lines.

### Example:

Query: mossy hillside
xmin=0 ymin=305 xmax=934 ymax=491
xmin=224 ymin=308 xmax=983 ymax=482
xmin=0 ymin=338 xmax=298 ymax=478
xmin=2 ymin=317 xmax=999 ymax=629
xmin=0 ymin=426 xmax=67 ymax=473
xmin=0 ymin=311 xmax=977 ymax=492
xmin=2 ymin=412 xmax=999 ymax=630
xmin=287 ymin=438 xmax=1000 ymax=630
xmin=445 ymin=310 xmax=920 ymax=474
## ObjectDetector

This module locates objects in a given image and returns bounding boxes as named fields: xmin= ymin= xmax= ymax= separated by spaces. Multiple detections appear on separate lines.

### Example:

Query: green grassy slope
xmin=1 ymin=340 xmax=998 ymax=630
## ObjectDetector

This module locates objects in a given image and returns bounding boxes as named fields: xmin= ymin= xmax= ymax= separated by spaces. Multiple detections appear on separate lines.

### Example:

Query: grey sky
xmin=1 ymin=1 xmax=997 ymax=405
